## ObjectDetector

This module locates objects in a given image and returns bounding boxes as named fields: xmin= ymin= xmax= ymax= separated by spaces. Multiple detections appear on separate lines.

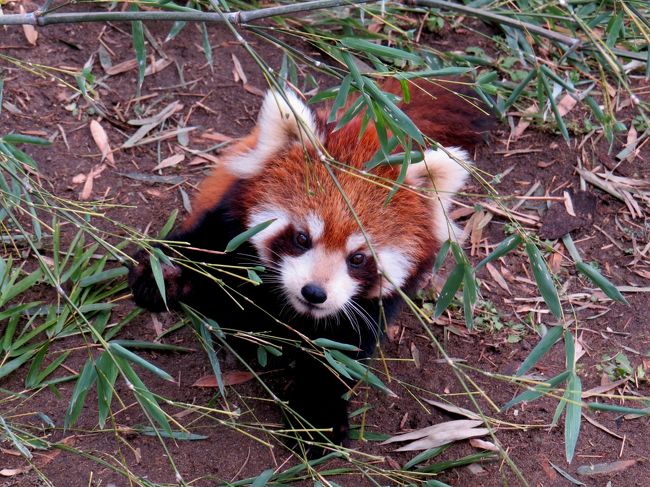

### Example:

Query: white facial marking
xmin=247 ymin=207 xmax=290 ymax=261
xmin=305 ymin=212 xmax=325 ymax=241
xmin=371 ymin=247 xmax=413 ymax=297
xmin=345 ymin=232 xmax=367 ymax=253
xmin=280 ymin=248 xmax=358 ymax=319
xmin=226 ymin=90 xmax=324 ymax=179
xmin=406 ymin=146 xmax=472 ymax=243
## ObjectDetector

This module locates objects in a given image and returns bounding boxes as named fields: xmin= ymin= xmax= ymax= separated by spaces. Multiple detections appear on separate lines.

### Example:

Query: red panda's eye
xmin=294 ymin=231 xmax=310 ymax=249
xmin=348 ymin=253 xmax=366 ymax=267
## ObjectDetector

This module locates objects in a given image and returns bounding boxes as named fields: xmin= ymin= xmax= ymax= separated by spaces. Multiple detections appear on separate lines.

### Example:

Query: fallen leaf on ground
xmin=469 ymin=438 xmax=500 ymax=451
xmin=80 ymin=164 xmax=107 ymax=200
xmin=19 ymin=6 xmax=38 ymax=46
xmin=0 ymin=467 xmax=31 ymax=477
xmin=382 ymin=419 xmax=489 ymax=451
xmin=231 ymin=53 xmax=247 ymax=84
xmin=90 ymin=120 xmax=115 ymax=166
xmin=152 ymin=154 xmax=184 ymax=171
xmin=576 ymin=459 xmax=636 ymax=476
xmin=192 ymin=371 xmax=256 ymax=388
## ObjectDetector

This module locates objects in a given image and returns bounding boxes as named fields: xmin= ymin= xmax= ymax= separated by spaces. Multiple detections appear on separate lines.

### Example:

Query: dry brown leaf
xmin=105 ymin=59 xmax=138 ymax=76
xmin=557 ymin=93 xmax=578 ymax=117
xmin=19 ymin=5 xmax=38 ymax=46
xmin=382 ymin=419 xmax=482 ymax=444
xmin=192 ymin=371 xmax=255 ymax=388
xmin=231 ymin=53 xmax=247 ymax=84
xmin=512 ymin=104 xmax=538 ymax=139
xmin=485 ymin=262 xmax=511 ymax=295
xmin=72 ymin=173 xmax=87 ymax=184
xmin=200 ymin=131 xmax=233 ymax=143
xmin=79 ymin=164 xmax=107 ymax=201
xmin=152 ymin=154 xmax=184 ymax=171
xmin=563 ymin=191 xmax=576 ymax=216
xmin=89 ymin=120 xmax=115 ymax=166
xmin=0 ymin=467 xmax=31 ymax=477
xmin=422 ymin=399 xmax=481 ymax=420
xmin=469 ymin=438 xmax=500 ymax=451
xmin=243 ymin=84 xmax=266 ymax=97
xmin=410 ymin=342 xmax=421 ymax=369
xmin=144 ymin=58 xmax=173 ymax=76
xmin=582 ymin=377 xmax=629 ymax=398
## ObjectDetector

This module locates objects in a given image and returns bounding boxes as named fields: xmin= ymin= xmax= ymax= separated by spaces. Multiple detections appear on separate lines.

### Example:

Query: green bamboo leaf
xmin=323 ymin=350 xmax=353 ymax=380
xmin=28 ymin=349 xmax=71 ymax=388
xmin=225 ymin=219 xmax=276 ymax=253
xmin=565 ymin=373 xmax=582 ymax=463
xmin=402 ymin=445 xmax=448 ymax=470
xmin=109 ymin=342 xmax=174 ymax=382
xmin=251 ymin=468 xmax=274 ymax=487
xmin=136 ymin=426 xmax=208 ymax=440
xmin=165 ymin=20 xmax=187 ymax=43
xmin=341 ymin=38 xmax=421 ymax=63
xmin=96 ymin=351 xmax=119 ymax=428
xmin=363 ymin=79 xmax=424 ymax=145
xmin=0 ymin=416 xmax=32 ymax=459
xmin=199 ymin=318 xmax=225 ymax=396
xmin=1 ymin=267 xmax=42 ymax=306
xmin=158 ymin=209 xmax=178 ymax=239
xmin=313 ymin=338 xmax=359 ymax=352
xmin=516 ymin=325 xmax=564 ymax=376
xmin=525 ymin=242 xmax=562 ymax=318
xmin=109 ymin=340 xmax=193 ymax=352
xmin=114 ymin=355 xmax=172 ymax=435
xmin=433 ymin=240 xmax=451 ymax=274
xmin=503 ymin=68 xmax=537 ymax=111
xmin=148 ymin=249 xmax=167 ymax=309
xmin=199 ymin=22 xmax=213 ymax=68
xmin=418 ymin=452 xmax=496 ymax=473
xmin=64 ymin=358 xmax=97 ymax=430
xmin=2 ymin=134 xmax=52 ymax=145
xmin=587 ymin=403 xmax=650 ymax=415
xmin=0 ymin=78 xmax=3 ymax=116
xmin=476 ymin=234 xmax=522 ymax=271
xmin=329 ymin=350 xmax=392 ymax=395
xmin=328 ymin=75 xmax=352 ymax=123
xmin=501 ymin=370 xmax=571 ymax=411
xmin=539 ymin=71 xmax=569 ymax=142
xmin=78 ymin=267 xmax=128 ymax=287
xmin=131 ymin=11 xmax=146 ymax=97
xmin=393 ymin=67 xmax=471 ymax=79
xmin=434 ymin=263 xmax=465 ymax=318
xmin=0 ymin=348 xmax=37 ymax=380
xmin=576 ymin=261 xmax=627 ymax=304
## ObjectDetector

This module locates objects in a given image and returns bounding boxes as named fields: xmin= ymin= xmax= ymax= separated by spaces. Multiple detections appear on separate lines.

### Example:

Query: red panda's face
xmin=219 ymin=90 xmax=472 ymax=320
xmin=246 ymin=204 xmax=415 ymax=318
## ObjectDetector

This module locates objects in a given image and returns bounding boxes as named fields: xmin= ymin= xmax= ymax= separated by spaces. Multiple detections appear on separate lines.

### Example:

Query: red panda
xmin=129 ymin=78 xmax=491 ymax=448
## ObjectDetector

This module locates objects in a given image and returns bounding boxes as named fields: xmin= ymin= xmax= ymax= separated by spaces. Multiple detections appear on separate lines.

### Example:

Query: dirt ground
xmin=1 ymin=7 xmax=649 ymax=487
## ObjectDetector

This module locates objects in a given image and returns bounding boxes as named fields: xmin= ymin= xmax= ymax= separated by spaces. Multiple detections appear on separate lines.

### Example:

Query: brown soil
xmin=1 ymin=7 xmax=649 ymax=487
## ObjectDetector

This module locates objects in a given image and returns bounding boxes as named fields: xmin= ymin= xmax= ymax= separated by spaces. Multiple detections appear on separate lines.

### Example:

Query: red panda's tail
xmin=380 ymin=78 xmax=494 ymax=151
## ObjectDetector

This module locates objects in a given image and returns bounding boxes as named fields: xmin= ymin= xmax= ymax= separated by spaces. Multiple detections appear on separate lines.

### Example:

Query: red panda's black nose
xmin=301 ymin=284 xmax=327 ymax=304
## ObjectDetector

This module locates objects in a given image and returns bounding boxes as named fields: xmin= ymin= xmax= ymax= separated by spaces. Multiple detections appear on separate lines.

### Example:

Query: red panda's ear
xmin=224 ymin=90 xmax=324 ymax=178
xmin=405 ymin=147 xmax=473 ymax=243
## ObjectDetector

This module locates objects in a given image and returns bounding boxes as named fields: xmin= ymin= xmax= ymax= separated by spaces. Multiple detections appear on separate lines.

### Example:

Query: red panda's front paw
xmin=128 ymin=250 xmax=187 ymax=312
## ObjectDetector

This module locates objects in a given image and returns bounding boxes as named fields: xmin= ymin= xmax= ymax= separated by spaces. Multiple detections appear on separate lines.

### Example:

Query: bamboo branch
xmin=0 ymin=0 xmax=375 ymax=26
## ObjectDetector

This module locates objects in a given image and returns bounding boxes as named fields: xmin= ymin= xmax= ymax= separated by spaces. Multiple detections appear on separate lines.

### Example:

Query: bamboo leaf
xmin=433 ymin=240 xmax=451 ymax=274
xmin=516 ymin=325 xmax=564 ymax=376
xmin=341 ymin=38 xmax=421 ymax=63
xmin=130 ymin=11 xmax=146 ymax=97
xmin=225 ymin=219 xmax=276 ymax=253
xmin=96 ymin=351 xmax=119 ymax=428
xmin=587 ymin=403 xmax=650 ymax=416
xmin=78 ymin=267 xmax=128 ymax=287
xmin=476 ymin=234 xmax=522 ymax=270
xmin=576 ymin=262 xmax=628 ymax=304
xmin=109 ymin=342 xmax=174 ymax=382
xmin=501 ymin=370 xmax=571 ymax=411
xmin=114 ymin=356 xmax=172 ymax=435
xmin=565 ymin=373 xmax=582 ymax=463
xmin=525 ymin=242 xmax=562 ymax=318
xmin=148 ymin=249 xmax=167 ymax=309
xmin=313 ymin=338 xmax=359 ymax=352
xmin=402 ymin=445 xmax=448 ymax=470
xmin=2 ymin=134 xmax=52 ymax=145
xmin=64 ymin=358 xmax=97 ymax=430
xmin=434 ymin=263 xmax=465 ymax=318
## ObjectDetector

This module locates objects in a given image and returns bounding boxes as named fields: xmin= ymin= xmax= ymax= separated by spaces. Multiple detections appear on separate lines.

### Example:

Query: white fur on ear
xmin=405 ymin=147 xmax=472 ymax=243
xmin=225 ymin=90 xmax=323 ymax=178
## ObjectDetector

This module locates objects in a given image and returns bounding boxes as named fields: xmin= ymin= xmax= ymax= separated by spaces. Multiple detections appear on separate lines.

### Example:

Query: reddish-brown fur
xmin=187 ymin=80 xmax=488 ymax=238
